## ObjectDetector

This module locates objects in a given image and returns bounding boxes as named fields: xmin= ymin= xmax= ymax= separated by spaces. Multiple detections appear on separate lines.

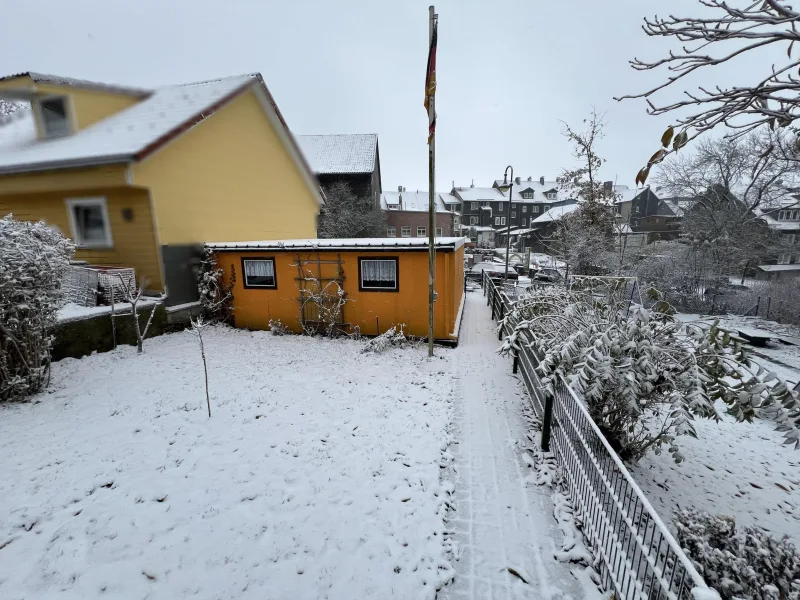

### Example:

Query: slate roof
xmin=0 ymin=74 xmax=259 ymax=174
xmin=531 ymin=203 xmax=580 ymax=224
xmin=296 ymin=133 xmax=378 ymax=175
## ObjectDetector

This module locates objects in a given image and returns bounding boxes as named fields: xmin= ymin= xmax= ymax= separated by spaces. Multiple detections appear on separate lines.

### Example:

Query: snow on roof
xmin=758 ymin=264 xmax=800 ymax=272
xmin=206 ymin=237 xmax=465 ymax=251
xmin=295 ymin=134 xmax=377 ymax=175
xmin=0 ymin=74 xmax=257 ymax=174
xmin=459 ymin=225 xmax=494 ymax=232
xmin=614 ymin=186 xmax=646 ymax=204
xmin=440 ymin=193 xmax=460 ymax=204
xmin=0 ymin=71 xmax=151 ymax=97
xmin=453 ymin=186 xmax=504 ymax=202
xmin=381 ymin=190 xmax=450 ymax=212
xmin=531 ymin=202 xmax=579 ymax=224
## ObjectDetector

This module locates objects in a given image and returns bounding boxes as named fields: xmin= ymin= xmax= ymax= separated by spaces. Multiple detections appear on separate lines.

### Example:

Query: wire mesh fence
xmin=482 ymin=272 xmax=716 ymax=600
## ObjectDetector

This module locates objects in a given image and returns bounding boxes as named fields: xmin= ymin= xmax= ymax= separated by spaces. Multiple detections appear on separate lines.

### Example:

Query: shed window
xmin=360 ymin=258 xmax=398 ymax=291
xmin=243 ymin=258 xmax=276 ymax=288
xmin=39 ymin=97 xmax=71 ymax=138
xmin=66 ymin=198 xmax=112 ymax=248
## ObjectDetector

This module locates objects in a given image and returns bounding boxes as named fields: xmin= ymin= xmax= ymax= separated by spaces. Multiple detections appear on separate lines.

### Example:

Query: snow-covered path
xmin=440 ymin=292 xmax=599 ymax=600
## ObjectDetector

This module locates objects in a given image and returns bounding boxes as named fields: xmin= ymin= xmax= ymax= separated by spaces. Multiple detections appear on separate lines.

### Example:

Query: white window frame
xmin=522 ymin=192 xmax=533 ymax=199
xmin=387 ymin=226 xmax=396 ymax=237
xmin=471 ymin=202 xmax=479 ymax=210
xmin=242 ymin=258 xmax=277 ymax=289
xmin=494 ymin=216 xmax=500 ymax=226
xmin=417 ymin=226 xmax=426 ymax=237
xmin=532 ymin=206 xmax=540 ymax=213
xmin=501 ymin=217 xmax=506 ymax=225
xmin=35 ymin=95 xmax=75 ymax=139
xmin=65 ymin=197 xmax=113 ymax=248
xmin=778 ymin=253 xmax=792 ymax=264
xmin=522 ymin=205 xmax=528 ymax=213
xmin=521 ymin=218 xmax=526 ymax=227
xmin=470 ymin=216 xmax=478 ymax=225
xmin=401 ymin=226 xmax=411 ymax=238
xmin=511 ymin=211 xmax=516 ymax=218
xmin=547 ymin=192 xmax=556 ymax=200
xmin=435 ymin=227 xmax=443 ymax=237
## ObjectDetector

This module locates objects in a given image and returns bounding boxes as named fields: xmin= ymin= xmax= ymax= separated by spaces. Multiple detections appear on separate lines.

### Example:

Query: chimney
xmin=470 ymin=179 xmax=474 ymax=188
xmin=398 ymin=185 xmax=403 ymax=192
xmin=539 ymin=176 xmax=545 ymax=185
xmin=603 ymin=181 xmax=613 ymax=193
xmin=515 ymin=176 xmax=521 ymax=185
xmin=527 ymin=176 xmax=532 ymax=182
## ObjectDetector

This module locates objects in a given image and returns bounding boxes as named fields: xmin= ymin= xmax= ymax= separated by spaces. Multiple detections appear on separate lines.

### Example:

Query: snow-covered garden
xmin=0 ymin=328 xmax=456 ymax=599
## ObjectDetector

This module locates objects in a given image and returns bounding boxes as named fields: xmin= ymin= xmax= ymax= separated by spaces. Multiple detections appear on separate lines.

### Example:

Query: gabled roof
xmin=0 ymin=74 xmax=252 ymax=174
xmin=296 ymin=133 xmax=378 ymax=175
xmin=453 ymin=186 xmax=505 ymax=202
xmin=531 ymin=202 xmax=579 ymax=224
xmin=0 ymin=71 xmax=150 ymax=98
xmin=381 ymin=190 xmax=451 ymax=212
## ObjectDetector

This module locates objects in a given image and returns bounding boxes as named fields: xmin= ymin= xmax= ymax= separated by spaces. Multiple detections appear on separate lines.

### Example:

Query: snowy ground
xmin=0 ymin=328 xmax=455 ymax=599
xmin=439 ymin=292 xmax=601 ymax=600
xmin=632 ymin=405 xmax=800 ymax=544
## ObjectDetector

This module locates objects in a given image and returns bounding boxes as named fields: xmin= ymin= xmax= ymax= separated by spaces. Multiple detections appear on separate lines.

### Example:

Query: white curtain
xmin=245 ymin=260 xmax=274 ymax=277
xmin=362 ymin=260 xmax=396 ymax=283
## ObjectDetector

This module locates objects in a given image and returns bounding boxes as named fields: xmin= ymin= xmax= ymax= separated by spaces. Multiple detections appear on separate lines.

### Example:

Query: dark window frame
xmin=358 ymin=256 xmax=400 ymax=292
xmin=241 ymin=257 xmax=278 ymax=289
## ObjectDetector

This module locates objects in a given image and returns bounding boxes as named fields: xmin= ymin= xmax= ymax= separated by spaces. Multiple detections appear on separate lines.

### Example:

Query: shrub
xmin=675 ymin=509 xmax=800 ymax=600
xmin=0 ymin=216 xmax=74 ymax=401
xmin=268 ymin=319 xmax=289 ymax=336
xmin=499 ymin=284 xmax=800 ymax=462
xmin=197 ymin=248 xmax=234 ymax=324
xmin=362 ymin=325 xmax=408 ymax=353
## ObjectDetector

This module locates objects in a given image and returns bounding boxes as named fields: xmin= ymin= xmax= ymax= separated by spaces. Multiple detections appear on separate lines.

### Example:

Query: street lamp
xmin=497 ymin=165 xmax=514 ymax=283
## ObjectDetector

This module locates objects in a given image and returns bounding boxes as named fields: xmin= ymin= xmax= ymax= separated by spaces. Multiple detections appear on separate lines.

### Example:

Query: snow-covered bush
xmin=0 ymin=216 xmax=74 ymax=402
xmin=675 ymin=508 xmax=800 ymax=600
xmin=362 ymin=325 xmax=408 ymax=353
xmin=299 ymin=275 xmax=350 ymax=337
xmin=268 ymin=319 xmax=289 ymax=336
xmin=499 ymin=285 xmax=800 ymax=462
xmin=197 ymin=249 xmax=234 ymax=324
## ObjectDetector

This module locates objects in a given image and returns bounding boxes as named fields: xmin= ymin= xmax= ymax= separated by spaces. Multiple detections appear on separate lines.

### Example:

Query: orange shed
xmin=207 ymin=238 xmax=466 ymax=343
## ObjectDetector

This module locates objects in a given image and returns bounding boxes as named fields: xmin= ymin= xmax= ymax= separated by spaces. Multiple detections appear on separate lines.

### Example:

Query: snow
xmin=57 ymin=299 xmax=160 ymax=323
xmin=206 ymin=237 xmax=466 ymax=251
xmin=381 ymin=190 xmax=451 ymax=213
xmin=439 ymin=293 xmax=603 ymax=599
xmin=0 ymin=74 xmax=255 ymax=173
xmin=0 ymin=328 xmax=456 ymax=599
xmin=531 ymin=203 xmax=579 ymax=224
xmin=295 ymin=134 xmax=377 ymax=175
xmin=632 ymin=402 xmax=800 ymax=544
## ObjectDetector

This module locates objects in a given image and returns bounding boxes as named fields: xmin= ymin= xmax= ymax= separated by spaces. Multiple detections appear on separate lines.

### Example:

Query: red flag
xmin=424 ymin=21 xmax=437 ymax=144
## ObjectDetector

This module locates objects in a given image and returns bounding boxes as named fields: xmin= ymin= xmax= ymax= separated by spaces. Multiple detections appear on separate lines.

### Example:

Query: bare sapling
xmin=117 ymin=275 xmax=160 ymax=353
xmin=189 ymin=315 xmax=212 ymax=417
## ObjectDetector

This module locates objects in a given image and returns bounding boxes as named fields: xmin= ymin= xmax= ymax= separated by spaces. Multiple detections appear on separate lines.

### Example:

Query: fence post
xmin=756 ymin=296 xmax=761 ymax=317
xmin=498 ymin=303 xmax=505 ymax=340
xmin=766 ymin=296 xmax=771 ymax=320
xmin=512 ymin=353 xmax=519 ymax=374
xmin=541 ymin=393 xmax=553 ymax=452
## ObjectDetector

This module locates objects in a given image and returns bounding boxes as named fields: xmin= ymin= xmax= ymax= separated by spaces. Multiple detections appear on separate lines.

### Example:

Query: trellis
xmin=292 ymin=253 xmax=349 ymax=334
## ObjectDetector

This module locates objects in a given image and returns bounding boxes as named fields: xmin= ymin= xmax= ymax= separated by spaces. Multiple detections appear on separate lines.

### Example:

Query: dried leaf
xmin=648 ymin=149 xmax=666 ymax=165
xmin=660 ymin=126 xmax=674 ymax=148
xmin=507 ymin=567 xmax=529 ymax=584
xmin=635 ymin=166 xmax=651 ymax=187
xmin=789 ymin=41 xmax=795 ymax=59
xmin=673 ymin=131 xmax=689 ymax=151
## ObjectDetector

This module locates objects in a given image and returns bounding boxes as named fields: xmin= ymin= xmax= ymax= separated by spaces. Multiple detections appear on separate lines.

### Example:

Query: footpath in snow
xmin=439 ymin=292 xmax=600 ymax=600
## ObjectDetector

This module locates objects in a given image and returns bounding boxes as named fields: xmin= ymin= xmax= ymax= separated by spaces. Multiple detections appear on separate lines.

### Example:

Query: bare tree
xmin=317 ymin=182 xmax=385 ymax=239
xmin=117 ymin=276 xmax=160 ymax=354
xmin=617 ymin=1 xmax=800 ymax=175
xmin=189 ymin=316 xmax=212 ymax=418
xmin=655 ymin=132 xmax=797 ymax=280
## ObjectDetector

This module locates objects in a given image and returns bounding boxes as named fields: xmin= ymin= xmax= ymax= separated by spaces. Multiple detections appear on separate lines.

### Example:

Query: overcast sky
xmin=0 ymin=0 xmax=783 ymax=192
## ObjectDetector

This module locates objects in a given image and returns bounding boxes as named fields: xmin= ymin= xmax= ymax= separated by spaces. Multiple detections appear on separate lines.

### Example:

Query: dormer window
xmin=546 ymin=192 xmax=557 ymax=200
xmin=522 ymin=191 xmax=534 ymax=199
xmin=39 ymin=96 xmax=71 ymax=138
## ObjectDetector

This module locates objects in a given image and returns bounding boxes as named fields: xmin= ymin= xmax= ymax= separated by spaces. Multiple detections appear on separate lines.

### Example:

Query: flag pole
xmin=427 ymin=5 xmax=436 ymax=357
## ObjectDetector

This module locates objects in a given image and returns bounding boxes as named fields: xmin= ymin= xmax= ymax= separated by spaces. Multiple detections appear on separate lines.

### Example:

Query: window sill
xmin=75 ymin=243 xmax=114 ymax=250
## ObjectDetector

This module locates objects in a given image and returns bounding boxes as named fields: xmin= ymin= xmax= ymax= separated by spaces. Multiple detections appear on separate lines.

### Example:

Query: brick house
xmin=381 ymin=188 xmax=460 ymax=238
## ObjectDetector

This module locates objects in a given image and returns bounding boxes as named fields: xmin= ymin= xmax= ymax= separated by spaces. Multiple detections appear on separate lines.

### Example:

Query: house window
xmin=497 ymin=202 xmax=503 ymax=211
xmin=522 ymin=192 xmax=533 ymax=199
xmin=242 ymin=258 xmax=277 ymax=288
xmin=532 ymin=206 xmax=539 ymax=213
xmin=521 ymin=218 xmax=526 ymax=227
xmin=495 ymin=216 xmax=501 ymax=226
xmin=511 ymin=211 xmax=516 ymax=218
xmin=401 ymin=226 xmax=411 ymax=237
xmin=417 ymin=226 xmax=426 ymax=237
xmin=436 ymin=227 xmax=443 ymax=237
xmin=546 ymin=192 xmax=556 ymax=200
xmin=454 ymin=216 xmax=459 ymax=225
xmin=387 ymin=226 xmax=396 ymax=237
xmin=501 ymin=217 xmax=506 ymax=225
xmin=778 ymin=253 xmax=792 ymax=264
xmin=522 ymin=205 xmax=528 ymax=213
xmin=359 ymin=258 xmax=398 ymax=291
xmin=512 ymin=203 xmax=517 ymax=209
xmin=39 ymin=96 xmax=71 ymax=138
xmin=471 ymin=202 xmax=479 ymax=210
xmin=66 ymin=198 xmax=112 ymax=248
xmin=470 ymin=216 xmax=478 ymax=225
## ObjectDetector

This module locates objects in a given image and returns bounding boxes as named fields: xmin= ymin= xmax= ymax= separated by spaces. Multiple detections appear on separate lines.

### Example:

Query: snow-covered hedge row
xmin=0 ymin=216 xmax=74 ymax=401
xmin=499 ymin=284 xmax=800 ymax=462
xmin=676 ymin=509 xmax=800 ymax=600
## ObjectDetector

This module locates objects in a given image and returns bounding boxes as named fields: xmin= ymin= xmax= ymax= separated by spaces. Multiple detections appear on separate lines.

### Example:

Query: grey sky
xmin=0 ymin=0 xmax=783 ymax=193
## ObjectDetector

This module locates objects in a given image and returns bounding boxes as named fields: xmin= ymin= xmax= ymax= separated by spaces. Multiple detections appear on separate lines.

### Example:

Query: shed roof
xmin=296 ymin=133 xmax=378 ymax=174
xmin=207 ymin=237 xmax=465 ymax=252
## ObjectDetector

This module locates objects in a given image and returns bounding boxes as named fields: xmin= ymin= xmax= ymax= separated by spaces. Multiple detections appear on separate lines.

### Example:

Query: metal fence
xmin=482 ymin=272 xmax=716 ymax=600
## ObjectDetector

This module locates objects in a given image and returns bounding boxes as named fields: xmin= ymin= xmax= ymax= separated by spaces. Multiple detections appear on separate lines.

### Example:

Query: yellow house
xmin=0 ymin=71 xmax=322 ymax=306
